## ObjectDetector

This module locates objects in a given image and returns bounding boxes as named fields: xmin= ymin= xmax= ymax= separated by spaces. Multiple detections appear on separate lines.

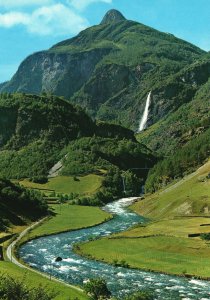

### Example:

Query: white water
xmin=138 ymin=91 xmax=152 ymax=132
xmin=20 ymin=197 xmax=210 ymax=299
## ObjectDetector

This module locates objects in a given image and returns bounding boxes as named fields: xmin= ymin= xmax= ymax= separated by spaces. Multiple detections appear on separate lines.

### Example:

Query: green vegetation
xmin=18 ymin=175 xmax=102 ymax=196
xmin=0 ymin=199 xmax=110 ymax=300
xmin=0 ymin=262 xmax=87 ymax=300
xmin=138 ymin=70 xmax=210 ymax=192
xmin=84 ymin=278 xmax=111 ymax=300
xmin=0 ymin=93 xmax=154 ymax=196
xmin=124 ymin=291 xmax=154 ymax=300
xmin=0 ymin=179 xmax=48 ymax=232
xmin=76 ymin=161 xmax=210 ymax=278
xmin=0 ymin=93 xmax=94 ymax=179
xmin=201 ymin=233 xmax=210 ymax=240
xmin=26 ymin=204 xmax=111 ymax=240
xmin=145 ymin=129 xmax=210 ymax=192
xmin=77 ymin=231 xmax=210 ymax=278
xmin=133 ymin=160 xmax=210 ymax=219
xmin=1 ymin=12 xmax=205 ymax=132
xmin=0 ymin=273 xmax=58 ymax=300
xmin=61 ymin=136 xmax=154 ymax=176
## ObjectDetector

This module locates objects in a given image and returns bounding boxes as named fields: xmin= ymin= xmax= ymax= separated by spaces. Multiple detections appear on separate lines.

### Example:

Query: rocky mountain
xmin=0 ymin=9 xmax=205 ymax=131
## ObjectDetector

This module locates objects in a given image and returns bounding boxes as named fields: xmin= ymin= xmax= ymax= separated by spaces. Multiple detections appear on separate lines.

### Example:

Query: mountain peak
xmin=100 ymin=9 xmax=126 ymax=25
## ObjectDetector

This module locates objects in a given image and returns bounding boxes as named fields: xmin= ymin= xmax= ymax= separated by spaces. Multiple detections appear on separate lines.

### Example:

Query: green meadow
xmin=26 ymin=204 xmax=111 ymax=240
xmin=18 ymin=174 xmax=103 ymax=196
xmin=1 ymin=204 xmax=110 ymax=299
xmin=77 ymin=160 xmax=210 ymax=278
xmin=77 ymin=235 xmax=210 ymax=277
xmin=132 ymin=160 xmax=210 ymax=219
xmin=0 ymin=261 xmax=87 ymax=300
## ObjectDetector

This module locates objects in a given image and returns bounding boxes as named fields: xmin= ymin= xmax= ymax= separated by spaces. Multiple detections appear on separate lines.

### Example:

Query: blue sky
xmin=0 ymin=0 xmax=210 ymax=82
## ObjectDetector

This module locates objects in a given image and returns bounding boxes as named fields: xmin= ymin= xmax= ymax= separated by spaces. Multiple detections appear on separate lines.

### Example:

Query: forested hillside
xmin=0 ymin=9 xmax=209 ymax=196
xmin=0 ymin=93 xmax=155 ymax=184
xmin=0 ymin=179 xmax=47 ymax=231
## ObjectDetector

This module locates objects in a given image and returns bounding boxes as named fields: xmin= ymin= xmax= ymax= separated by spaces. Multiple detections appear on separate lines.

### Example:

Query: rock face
xmin=1 ymin=10 xmax=207 ymax=131
xmin=100 ymin=9 xmax=126 ymax=24
xmin=2 ymin=48 xmax=110 ymax=98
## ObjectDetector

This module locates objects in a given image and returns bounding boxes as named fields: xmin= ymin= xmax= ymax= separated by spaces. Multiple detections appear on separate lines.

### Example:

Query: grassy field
xmin=0 ymin=261 xmax=87 ymax=300
xmin=27 ymin=204 xmax=111 ymax=240
xmin=76 ymin=160 xmax=210 ymax=278
xmin=1 ymin=204 xmax=110 ymax=299
xmin=77 ymin=235 xmax=210 ymax=277
xmin=132 ymin=159 xmax=210 ymax=219
xmin=18 ymin=174 xmax=102 ymax=196
xmin=116 ymin=217 xmax=210 ymax=238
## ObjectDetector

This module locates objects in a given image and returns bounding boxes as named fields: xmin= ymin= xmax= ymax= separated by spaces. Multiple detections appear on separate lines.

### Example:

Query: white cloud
xmin=0 ymin=0 xmax=53 ymax=8
xmin=68 ymin=0 xmax=112 ymax=11
xmin=0 ymin=11 xmax=29 ymax=27
xmin=0 ymin=4 xmax=89 ymax=36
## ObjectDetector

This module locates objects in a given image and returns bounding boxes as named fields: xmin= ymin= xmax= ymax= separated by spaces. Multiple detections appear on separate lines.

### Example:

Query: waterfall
xmin=138 ymin=91 xmax=152 ymax=132
xmin=122 ymin=176 xmax=126 ymax=194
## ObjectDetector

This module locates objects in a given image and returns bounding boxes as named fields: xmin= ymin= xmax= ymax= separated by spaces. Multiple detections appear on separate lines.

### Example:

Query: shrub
xmin=200 ymin=233 xmax=210 ymax=240
xmin=31 ymin=176 xmax=48 ymax=184
xmin=84 ymin=278 xmax=111 ymax=300
xmin=0 ymin=274 xmax=58 ymax=300
xmin=124 ymin=291 xmax=154 ymax=300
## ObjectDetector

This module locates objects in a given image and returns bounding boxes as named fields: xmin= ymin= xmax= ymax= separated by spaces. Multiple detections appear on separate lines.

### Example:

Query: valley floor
xmin=0 ymin=204 xmax=111 ymax=300
xmin=77 ymin=159 xmax=210 ymax=278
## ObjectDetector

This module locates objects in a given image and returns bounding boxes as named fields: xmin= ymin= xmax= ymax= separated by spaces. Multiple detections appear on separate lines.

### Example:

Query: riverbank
xmin=2 ymin=204 xmax=111 ymax=300
xmin=75 ymin=161 xmax=210 ymax=279
xmin=76 ymin=228 xmax=210 ymax=279
xmin=18 ymin=197 xmax=210 ymax=299
xmin=20 ymin=204 xmax=112 ymax=242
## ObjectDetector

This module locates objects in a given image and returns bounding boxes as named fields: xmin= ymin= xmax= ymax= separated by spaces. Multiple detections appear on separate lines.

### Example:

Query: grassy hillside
xmin=133 ymin=160 xmax=210 ymax=219
xmin=0 ymin=262 xmax=87 ymax=300
xmin=76 ymin=161 xmax=210 ymax=278
xmin=18 ymin=175 xmax=102 ymax=196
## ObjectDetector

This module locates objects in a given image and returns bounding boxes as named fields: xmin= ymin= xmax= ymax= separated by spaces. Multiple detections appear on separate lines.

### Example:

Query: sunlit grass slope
xmin=132 ymin=159 xmax=210 ymax=219
xmin=18 ymin=175 xmax=102 ymax=196
xmin=77 ymin=161 xmax=210 ymax=278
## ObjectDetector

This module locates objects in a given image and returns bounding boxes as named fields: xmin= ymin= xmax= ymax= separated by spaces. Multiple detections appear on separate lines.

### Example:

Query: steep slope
xmin=134 ymin=53 xmax=210 ymax=191
xmin=133 ymin=160 xmax=210 ymax=219
xmin=0 ymin=179 xmax=48 ymax=232
xmin=137 ymin=61 xmax=210 ymax=156
xmin=0 ymin=10 xmax=205 ymax=130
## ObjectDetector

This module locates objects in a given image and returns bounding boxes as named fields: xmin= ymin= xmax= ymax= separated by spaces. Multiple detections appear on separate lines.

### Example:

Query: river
xmin=19 ymin=198 xmax=210 ymax=299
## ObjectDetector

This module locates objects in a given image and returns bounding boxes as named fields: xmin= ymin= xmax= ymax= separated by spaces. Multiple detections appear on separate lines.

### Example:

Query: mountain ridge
xmin=0 ymin=11 xmax=205 ymax=131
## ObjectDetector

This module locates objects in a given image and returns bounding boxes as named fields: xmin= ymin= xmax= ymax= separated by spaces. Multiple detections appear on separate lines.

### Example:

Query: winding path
xmin=19 ymin=198 xmax=210 ymax=299
xmin=6 ymin=217 xmax=83 ymax=292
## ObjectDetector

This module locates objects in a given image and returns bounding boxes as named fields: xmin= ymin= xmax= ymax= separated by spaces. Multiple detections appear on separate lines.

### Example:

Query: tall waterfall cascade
xmin=138 ymin=91 xmax=152 ymax=132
